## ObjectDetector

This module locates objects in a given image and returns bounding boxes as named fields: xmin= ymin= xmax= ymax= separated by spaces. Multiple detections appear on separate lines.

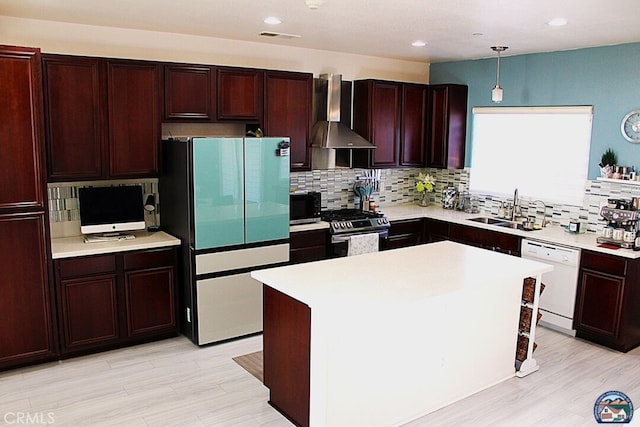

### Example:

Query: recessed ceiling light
xmin=547 ymin=18 xmax=568 ymax=27
xmin=412 ymin=40 xmax=427 ymax=47
xmin=264 ymin=17 xmax=282 ymax=25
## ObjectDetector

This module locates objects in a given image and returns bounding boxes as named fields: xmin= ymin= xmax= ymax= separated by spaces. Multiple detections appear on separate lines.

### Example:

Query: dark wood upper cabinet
xmin=42 ymin=55 xmax=162 ymax=181
xmin=400 ymin=83 xmax=428 ymax=166
xmin=163 ymin=64 xmax=215 ymax=121
xmin=107 ymin=60 xmax=161 ymax=178
xmin=43 ymin=55 xmax=104 ymax=181
xmin=0 ymin=46 xmax=46 ymax=210
xmin=264 ymin=70 xmax=313 ymax=171
xmin=216 ymin=67 xmax=264 ymax=121
xmin=353 ymin=79 xmax=401 ymax=168
xmin=427 ymin=84 xmax=468 ymax=169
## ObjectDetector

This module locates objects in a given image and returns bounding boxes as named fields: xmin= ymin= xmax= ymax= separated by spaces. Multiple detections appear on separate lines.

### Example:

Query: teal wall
xmin=430 ymin=42 xmax=640 ymax=179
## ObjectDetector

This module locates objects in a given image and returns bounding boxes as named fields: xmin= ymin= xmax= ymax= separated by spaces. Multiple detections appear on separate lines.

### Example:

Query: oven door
xmin=330 ymin=229 xmax=389 ymax=257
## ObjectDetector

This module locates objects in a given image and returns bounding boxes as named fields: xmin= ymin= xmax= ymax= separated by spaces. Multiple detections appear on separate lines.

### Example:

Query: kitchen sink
xmin=467 ymin=216 xmax=508 ymax=225
xmin=467 ymin=216 xmax=539 ymax=231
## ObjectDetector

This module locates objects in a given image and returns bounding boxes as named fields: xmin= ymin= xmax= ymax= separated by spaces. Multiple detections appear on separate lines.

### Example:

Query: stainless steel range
xmin=321 ymin=209 xmax=390 ymax=256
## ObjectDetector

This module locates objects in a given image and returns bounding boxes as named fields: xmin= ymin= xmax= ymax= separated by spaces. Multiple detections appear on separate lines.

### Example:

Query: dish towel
xmin=347 ymin=233 xmax=379 ymax=256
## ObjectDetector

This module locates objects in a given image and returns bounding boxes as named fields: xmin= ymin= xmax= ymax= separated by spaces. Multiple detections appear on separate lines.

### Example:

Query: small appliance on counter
xmin=597 ymin=201 xmax=640 ymax=249
xmin=290 ymin=191 xmax=322 ymax=225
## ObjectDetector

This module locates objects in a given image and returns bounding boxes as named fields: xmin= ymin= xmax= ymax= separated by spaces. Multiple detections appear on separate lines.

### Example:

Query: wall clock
xmin=621 ymin=110 xmax=640 ymax=143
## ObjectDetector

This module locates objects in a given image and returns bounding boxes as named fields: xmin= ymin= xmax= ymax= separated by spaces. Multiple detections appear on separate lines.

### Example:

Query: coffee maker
xmin=597 ymin=199 xmax=640 ymax=249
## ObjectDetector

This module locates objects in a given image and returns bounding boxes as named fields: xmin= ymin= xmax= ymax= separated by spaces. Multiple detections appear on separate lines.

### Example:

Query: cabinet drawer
xmin=580 ymin=250 xmax=627 ymax=277
xmin=58 ymin=255 xmax=116 ymax=279
xmin=124 ymin=248 xmax=175 ymax=271
xmin=389 ymin=219 xmax=423 ymax=236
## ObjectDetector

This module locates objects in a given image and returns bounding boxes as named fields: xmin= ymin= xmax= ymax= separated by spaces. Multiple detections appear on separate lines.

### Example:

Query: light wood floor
xmin=1 ymin=327 xmax=639 ymax=426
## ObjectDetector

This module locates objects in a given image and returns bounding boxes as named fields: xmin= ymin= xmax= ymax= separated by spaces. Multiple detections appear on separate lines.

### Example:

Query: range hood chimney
xmin=311 ymin=74 xmax=375 ymax=150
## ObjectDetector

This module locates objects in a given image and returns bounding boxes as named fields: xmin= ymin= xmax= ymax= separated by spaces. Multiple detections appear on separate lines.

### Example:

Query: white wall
xmin=0 ymin=16 xmax=429 ymax=83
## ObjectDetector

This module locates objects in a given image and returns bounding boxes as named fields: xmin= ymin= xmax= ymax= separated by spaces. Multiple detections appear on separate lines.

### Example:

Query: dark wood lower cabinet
xmin=386 ymin=219 xmax=424 ymax=249
xmin=263 ymin=285 xmax=311 ymax=427
xmin=125 ymin=267 xmax=176 ymax=337
xmin=574 ymin=250 xmax=640 ymax=352
xmin=54 ymin=247 xmax=178 ymax=356
xmin=289 ymin=229 xmax=329 ymax=264
xmin=424 ymin=218 xmax=450 ymax=243
xmin=449 ymin=223 xmax=521 ymax=256
xmin=0 ymin=213 xmax=58 ymax=370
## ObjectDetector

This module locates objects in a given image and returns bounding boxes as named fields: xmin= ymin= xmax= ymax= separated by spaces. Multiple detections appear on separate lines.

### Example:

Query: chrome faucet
xmin=533 ymin=200 xmax=552 ymax=227
xmin=511 ymin=188 xmax=522 ymax=221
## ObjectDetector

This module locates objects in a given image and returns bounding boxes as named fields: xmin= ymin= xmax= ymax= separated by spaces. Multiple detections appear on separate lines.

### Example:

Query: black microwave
xmin=290 ymin=191 xmax=322 ymax=225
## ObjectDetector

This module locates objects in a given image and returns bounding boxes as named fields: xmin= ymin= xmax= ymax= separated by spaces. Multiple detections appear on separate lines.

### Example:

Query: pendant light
xmin=491 ymin=46 xmax=508 ymax=103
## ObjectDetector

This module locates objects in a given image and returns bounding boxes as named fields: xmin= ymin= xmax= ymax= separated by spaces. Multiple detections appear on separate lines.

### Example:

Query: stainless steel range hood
xmin=311 ymin=74 xmax=374 ymax=169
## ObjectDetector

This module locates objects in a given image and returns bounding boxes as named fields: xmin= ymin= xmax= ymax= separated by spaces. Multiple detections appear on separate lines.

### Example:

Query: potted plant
xmin=415 ymin=172 xmax=435 ymax=206
xmin=599 ymin=148 xmax=617 ymax=178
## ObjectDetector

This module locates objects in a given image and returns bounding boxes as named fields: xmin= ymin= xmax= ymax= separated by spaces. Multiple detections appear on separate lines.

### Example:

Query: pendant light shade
xmin=491 ymin=46 xmax=508 ymax=103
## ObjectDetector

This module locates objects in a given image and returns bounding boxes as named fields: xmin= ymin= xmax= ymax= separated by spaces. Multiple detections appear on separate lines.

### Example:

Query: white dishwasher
xmin=521 ymin=239 xmax=581 ymax=336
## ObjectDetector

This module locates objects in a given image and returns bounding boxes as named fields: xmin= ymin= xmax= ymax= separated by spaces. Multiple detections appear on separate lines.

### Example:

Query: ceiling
xmin=2 ymin=0 xmax=640 ymax=63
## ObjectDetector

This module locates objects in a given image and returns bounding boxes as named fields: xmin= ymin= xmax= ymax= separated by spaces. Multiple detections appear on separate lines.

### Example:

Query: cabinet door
xmin=0 ymin=46 xmax=46 ymax=210
xmin=59 ymin=275 xmax=119 ymax=351
xmin=0 ymin=213 xmax=57 ymax=368
xmin=43 ymin=55 xmax=105 ymax=181
xmin=164 ymin=64 xmax=214 ymax=120
xmin=354 ymin=80 xmax=401 ymax=168
xmin=574 ymin=269 xmax=624 ymax=339
xmin=400 ymin=84 xmax=427 ymax=166
xmin=427 ymin=84 xmax=467 ymax=169
xmin=424 ymin=218 xmax=450 ymax=243
xmin=265 ymin=71 xmax=313 ymax=171
xmin=371 ymin=82 xmax=401 ymax=167
xmin=217 ymin=67 xmax=264 ymax=121
xmin=107 ymin=60 xmax=161 ymax=177
xmin=125 ymin=268 xmax=176 ymax=337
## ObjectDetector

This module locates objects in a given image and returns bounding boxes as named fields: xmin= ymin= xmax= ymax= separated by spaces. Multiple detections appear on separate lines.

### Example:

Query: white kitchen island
xmin=251 ymin=241 xmax=552 ymax=427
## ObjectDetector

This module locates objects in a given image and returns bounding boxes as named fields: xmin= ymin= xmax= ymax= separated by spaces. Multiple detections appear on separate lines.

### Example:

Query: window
xmin=470 ymin=106 xmax=593 ymax=206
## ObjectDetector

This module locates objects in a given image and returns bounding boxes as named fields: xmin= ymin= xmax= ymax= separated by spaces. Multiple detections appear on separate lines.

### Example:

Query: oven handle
xmin=331 ymin=229 xmax=389 ymax=244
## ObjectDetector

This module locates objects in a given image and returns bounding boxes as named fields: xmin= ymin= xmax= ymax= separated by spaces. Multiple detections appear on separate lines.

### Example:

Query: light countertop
xmin=291 ymin=203 xmax=640 ymax=259
xmin=252 ymin=240 xmax=553 ymax=307
xmin=51 ymin=231 xmax=181 ymax=259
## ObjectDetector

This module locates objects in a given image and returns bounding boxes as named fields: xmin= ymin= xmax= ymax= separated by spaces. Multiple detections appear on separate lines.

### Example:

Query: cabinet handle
xmin=291 ymin=162 xmax=304 ymax=167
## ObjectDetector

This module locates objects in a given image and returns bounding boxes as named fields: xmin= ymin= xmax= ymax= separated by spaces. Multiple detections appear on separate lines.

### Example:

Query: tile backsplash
xmin=47 ymin=169 xmax=637 ymax=238
xmin=48 ymin=179 xmax=159 ymax=238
